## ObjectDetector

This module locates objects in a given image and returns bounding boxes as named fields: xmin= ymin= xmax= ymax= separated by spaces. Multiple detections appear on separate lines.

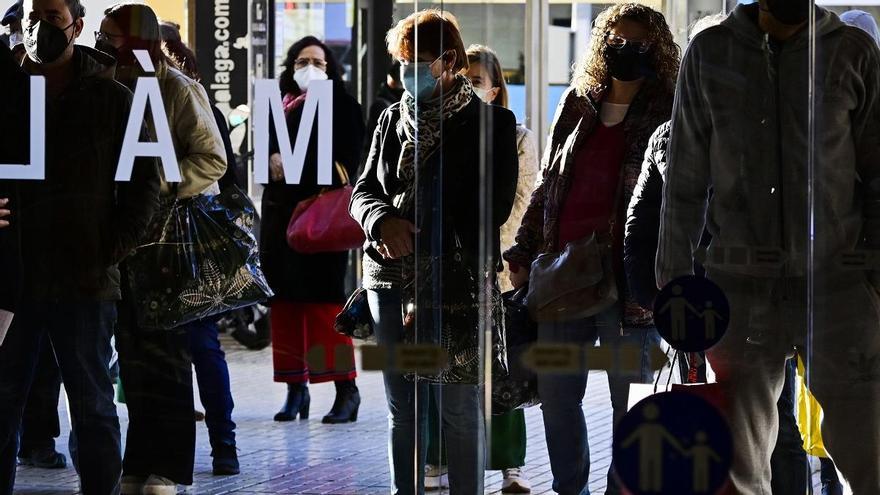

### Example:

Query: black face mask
xmin=762 ymin=0 xmax=810 ymax=25
xmin=94 ymin=39 xmax=119 ymax=60
xmin=605 ymin=45 xmax=652 ymax=82
xmin=24 ymin=20 xmax=74 ymax=64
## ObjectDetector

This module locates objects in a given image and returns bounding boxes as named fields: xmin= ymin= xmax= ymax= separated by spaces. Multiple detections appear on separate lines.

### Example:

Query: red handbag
xmin=286 ymin=163 xmax=366 ymax=254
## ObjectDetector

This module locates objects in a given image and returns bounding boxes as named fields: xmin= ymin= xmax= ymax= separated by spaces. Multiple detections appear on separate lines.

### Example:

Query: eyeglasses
xmin=94 ymin=31 xmax=124 ymax=43
xmin=605 ymin=33 xmax=652 ymax=54
xmin=294 ymin=57 xmax=327 ymax=70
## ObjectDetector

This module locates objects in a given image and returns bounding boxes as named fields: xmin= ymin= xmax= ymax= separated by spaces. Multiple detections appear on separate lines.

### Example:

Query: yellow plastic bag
xmin=795 ymin=355 xmax=828 ymax=458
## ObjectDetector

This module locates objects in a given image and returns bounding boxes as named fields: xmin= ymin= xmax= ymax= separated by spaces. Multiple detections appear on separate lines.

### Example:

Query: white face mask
xmin=8 ymin=31 xmax=23 ymax=47
xmin=474 ymin=87 xmax=490 ymax=103
xmin=293 ymin=64 xmax=328 ymax=91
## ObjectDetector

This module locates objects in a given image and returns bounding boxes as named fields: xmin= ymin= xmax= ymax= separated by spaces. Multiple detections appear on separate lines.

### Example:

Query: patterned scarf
xmin=393 ymin=74 xmax=474 ymax=218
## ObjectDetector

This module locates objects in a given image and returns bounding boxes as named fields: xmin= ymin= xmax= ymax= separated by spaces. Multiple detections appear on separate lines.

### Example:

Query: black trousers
xmin=116 ymin=298 xmax=195 ymax=485
xmin=18 ymin=339 xmax=62 ymax=456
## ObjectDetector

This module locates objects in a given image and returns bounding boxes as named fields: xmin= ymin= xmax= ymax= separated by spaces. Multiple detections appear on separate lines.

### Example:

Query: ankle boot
xmin=274 ymin=383 xmax=310 ymax=422
xmin=322 ymin=380 xmax=360 ymax=424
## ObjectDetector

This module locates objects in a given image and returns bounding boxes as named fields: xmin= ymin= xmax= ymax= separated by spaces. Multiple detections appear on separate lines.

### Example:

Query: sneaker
xmin=425 ymin=464 xmax=449 ymax=491
xmin=502 ymin=467 xmax=531 ymax=493
xmin=120 ymin=475 xmax=147 ymax=495
xmin=212 ymin=444 xmax=240 ymax=476
xmin=142 ymin=474 xmax=178 ymax=495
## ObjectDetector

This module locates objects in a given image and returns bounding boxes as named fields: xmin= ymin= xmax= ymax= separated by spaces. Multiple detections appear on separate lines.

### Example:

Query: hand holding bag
xmin=526 ymin=171 xmax=623 ymax=322
xmin=492 ymin=286 xmax=540 ymax=414
xmin=334 ymin=287 xmax=373 ymax=340
xmin=286 ymin=162 xmax=366 ymax=254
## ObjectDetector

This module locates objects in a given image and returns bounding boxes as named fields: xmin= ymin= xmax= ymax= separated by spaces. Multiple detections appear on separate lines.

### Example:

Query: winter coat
xmin=657 ymin=5 xmax=880 ymax=289
xmin=624 ymin=121 xmax=711 ymax=309
xmin=0 ymin=41 xmax=26 ymax=313
xmin=350 ymin=94 xmax=518 ymax=383
xmin=213 ymin=105 xmax=243 ymax=191
xmin=154 ymin=62 xmax=227 ymax=198
xmin=499 ymin=125 xmax=540 ymax=293
xmin=260 ymin=81 xmax=365 ymax=303
xmin=624 ymin=121 xmax=669 ymax=309
xmin=14 ymin=46 xmax=161 ymax=302
xmin=350 ymin=96 xmax=519 ymax=291
xmin=362 ymin=82 xmax=404 ymax=163
xmin=504 ymin=81 xmax=673 ymax=327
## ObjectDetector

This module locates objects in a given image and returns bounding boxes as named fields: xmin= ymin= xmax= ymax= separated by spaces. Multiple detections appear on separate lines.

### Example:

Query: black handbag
xmin=334 ymin=287 xmax=373 ymax=339
xmin=492 ymin=286 xmax=540 ymax=414
xmin=126 ymin=185 xmax=274 ymax=330
xmin=526 ymin=172 xmax=623 ymax=322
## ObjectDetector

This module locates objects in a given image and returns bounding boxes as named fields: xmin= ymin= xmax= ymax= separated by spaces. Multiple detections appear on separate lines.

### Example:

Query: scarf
xmin=393 ymin=74 xmax=474 ymax=218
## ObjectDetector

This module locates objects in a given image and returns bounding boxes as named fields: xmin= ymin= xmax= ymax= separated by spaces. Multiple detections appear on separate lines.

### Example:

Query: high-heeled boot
xmin=273 ymin=383 xmax=310 ymax=422
xmin=322 ymin=379 xmax=360 ymax=424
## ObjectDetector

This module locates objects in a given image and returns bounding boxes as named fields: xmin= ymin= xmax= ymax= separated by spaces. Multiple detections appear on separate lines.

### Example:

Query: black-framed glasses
xmin=605 ymin=33 xmax=652 ymax=53
xmin=94 ymin=31 xmax=124 ymax=43
xmin=294 ymin=57 xmax=328 ymax=70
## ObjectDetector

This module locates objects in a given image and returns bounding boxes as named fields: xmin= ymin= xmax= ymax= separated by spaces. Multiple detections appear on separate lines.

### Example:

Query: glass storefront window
xmin=4 ymin=0 xmax=880 ymax=493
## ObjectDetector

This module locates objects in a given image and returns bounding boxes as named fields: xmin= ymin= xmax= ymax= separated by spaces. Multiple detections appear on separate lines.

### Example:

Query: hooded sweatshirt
xmin=657 ymin=4 xmax=880 ymax=288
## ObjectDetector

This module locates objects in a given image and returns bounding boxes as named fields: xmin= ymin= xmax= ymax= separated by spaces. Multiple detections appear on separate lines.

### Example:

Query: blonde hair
xmin=571 ymin=3 xmax=680 ymax=96
xmin=466 ymin=44 xmax=509 ymax=108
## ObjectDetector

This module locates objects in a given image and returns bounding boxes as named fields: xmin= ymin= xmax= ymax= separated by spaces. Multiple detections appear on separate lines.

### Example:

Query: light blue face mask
xmin=401 ymin=55 xmax=442 ymax=100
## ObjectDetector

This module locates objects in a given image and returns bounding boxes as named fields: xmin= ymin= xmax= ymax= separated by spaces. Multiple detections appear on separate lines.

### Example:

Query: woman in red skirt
xmin=260 ymin=36 xmax=365 ymax=424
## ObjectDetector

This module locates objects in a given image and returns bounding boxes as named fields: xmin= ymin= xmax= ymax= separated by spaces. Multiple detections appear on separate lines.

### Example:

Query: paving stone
xmin=14 ymin=336 xmax=824 ymax=494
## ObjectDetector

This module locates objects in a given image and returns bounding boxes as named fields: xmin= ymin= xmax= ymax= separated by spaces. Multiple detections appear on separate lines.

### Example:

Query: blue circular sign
xmin=613 ymin=391 xmax=732 ymax=495
xmin=653 ymin=276 xmax=730 ymax=352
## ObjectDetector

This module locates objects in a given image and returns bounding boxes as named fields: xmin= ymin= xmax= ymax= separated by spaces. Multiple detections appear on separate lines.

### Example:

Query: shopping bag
xmin=126 ymin=185 xmax=274 ymax=330
xmin=796 ymin=354 xmax=828 ymax=457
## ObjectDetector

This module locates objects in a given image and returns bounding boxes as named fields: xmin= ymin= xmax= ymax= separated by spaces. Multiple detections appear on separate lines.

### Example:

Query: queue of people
xmin=2 ymin=0 xmax=880 ymax=494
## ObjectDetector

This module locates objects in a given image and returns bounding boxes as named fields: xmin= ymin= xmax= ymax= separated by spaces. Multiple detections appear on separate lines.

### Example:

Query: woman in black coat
xmin=261 ymin=36 xmax=365 ymax=424
xmin=349 ymin=10 xmax=518 ymax=493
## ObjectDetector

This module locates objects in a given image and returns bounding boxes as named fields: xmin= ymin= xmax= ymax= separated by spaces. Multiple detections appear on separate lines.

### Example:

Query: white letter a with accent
xmin=116 ymin=50 xmax=181 ymax=183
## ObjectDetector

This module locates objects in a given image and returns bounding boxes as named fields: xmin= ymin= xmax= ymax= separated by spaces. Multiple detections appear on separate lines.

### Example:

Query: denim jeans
xmin=537 ymin=305 xmax=660 ymax=495
xmin=0 ymin=301 xmax=121 ymax=495
xmin=187 ymin=319 xmax=236 ymax=449
xmin=368 ymin=289 xmax=486 ymax=495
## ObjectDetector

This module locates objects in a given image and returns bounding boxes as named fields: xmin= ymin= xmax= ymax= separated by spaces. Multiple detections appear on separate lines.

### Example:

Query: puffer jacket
xmin=624 ymin=121 xmax=711 ymax=309
xmin=504 ymin=81 xmax=673 ymax=327
xmin=657 ymin=4 xmax=880 ymax=288
xmin=624 ymin=121 xmax=670 ymax=308
xmin=154 ymin=61 xmax=227 ymax=198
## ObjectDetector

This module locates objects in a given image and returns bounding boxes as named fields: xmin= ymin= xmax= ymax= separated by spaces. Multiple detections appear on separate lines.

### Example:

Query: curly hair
xmin=571 ymin=3 xmax=679 ymax=97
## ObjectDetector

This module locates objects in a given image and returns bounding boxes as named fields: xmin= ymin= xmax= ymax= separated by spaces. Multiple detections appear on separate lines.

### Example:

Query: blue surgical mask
xmin=401 ymin=56 xmax=442 ymax=100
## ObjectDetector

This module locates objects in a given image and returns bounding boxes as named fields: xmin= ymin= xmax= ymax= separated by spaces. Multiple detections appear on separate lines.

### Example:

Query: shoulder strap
xmin=334 ymin=162 xmax=350 ymax=186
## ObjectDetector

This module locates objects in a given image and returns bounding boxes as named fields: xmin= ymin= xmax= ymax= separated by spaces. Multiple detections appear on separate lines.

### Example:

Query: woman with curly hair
xmin=503 ymin=3 xmax=678 ymax=493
